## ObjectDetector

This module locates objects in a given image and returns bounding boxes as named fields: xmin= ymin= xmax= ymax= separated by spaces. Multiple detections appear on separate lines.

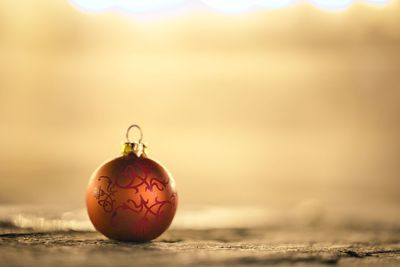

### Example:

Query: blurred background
xmin=0 ymin=0 xmax=399 ymax=229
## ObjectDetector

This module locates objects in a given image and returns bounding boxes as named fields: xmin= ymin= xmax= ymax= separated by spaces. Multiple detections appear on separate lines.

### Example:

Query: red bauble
xmin=86 ymin=126 xmax=177 ymax=242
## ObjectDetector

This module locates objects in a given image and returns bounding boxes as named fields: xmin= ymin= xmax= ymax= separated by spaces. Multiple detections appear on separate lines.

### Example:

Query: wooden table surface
xmin=1 ymin=226 xmax=399 ymax=267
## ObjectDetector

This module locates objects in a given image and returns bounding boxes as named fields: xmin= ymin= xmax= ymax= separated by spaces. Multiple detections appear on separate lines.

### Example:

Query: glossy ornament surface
xmin=86 ymin=125 xmax=178 ymax=242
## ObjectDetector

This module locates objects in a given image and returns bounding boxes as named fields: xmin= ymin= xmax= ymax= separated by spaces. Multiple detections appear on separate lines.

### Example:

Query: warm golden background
xmin=0 ymin=0 xmax=399 ymax=228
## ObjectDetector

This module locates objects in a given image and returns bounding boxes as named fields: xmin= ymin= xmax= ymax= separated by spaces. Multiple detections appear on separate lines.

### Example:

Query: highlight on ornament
xmin=86 ymin=124 xmax=178 ymax=242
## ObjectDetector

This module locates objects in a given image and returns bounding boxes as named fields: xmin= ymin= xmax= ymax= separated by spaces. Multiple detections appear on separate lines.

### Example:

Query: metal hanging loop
xmin=125 ymin=124 xmax=143 ymax=144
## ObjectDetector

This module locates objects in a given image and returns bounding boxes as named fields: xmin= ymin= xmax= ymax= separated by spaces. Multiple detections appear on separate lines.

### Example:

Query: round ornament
xmin=86 ymin=124 xmax=178 ymax=242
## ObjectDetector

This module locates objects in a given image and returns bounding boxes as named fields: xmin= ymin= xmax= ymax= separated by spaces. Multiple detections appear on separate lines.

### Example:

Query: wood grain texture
xmin=1 ymin=226 xmax=399 ymax=267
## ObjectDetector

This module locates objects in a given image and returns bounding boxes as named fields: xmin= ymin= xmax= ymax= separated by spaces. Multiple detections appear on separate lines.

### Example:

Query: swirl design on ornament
xmin=115 ymin=163 xmax=169 ymax=193
xmin=94 ymin=163 xmax=176 ymax=233
xmin=113 ymin=195 xmax=175 ymax=220
xmin=94 ymin=176 xmax=117 ymax=213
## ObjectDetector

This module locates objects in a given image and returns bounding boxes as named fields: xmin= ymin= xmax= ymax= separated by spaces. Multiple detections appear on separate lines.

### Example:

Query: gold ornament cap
xmin=122 ymin=124 xmax=148 ymax=157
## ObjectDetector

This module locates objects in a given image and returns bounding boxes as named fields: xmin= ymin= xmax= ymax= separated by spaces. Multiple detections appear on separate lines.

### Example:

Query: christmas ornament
xmin=86 ymin=124 xmax=178 ymax=242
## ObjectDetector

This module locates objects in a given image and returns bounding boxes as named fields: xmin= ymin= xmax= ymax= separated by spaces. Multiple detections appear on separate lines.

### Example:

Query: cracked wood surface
xmin=1 ymin=227 xmax=399 ymax=267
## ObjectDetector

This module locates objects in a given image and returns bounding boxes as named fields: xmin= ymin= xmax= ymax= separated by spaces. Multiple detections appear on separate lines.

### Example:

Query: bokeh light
xmin=309 ymin=0 xmax=353 ymax=10
xmin=70 ymin=0 xmax=186 ymax=13
xmin=69 ymin=0 xmax=391 ymax=14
